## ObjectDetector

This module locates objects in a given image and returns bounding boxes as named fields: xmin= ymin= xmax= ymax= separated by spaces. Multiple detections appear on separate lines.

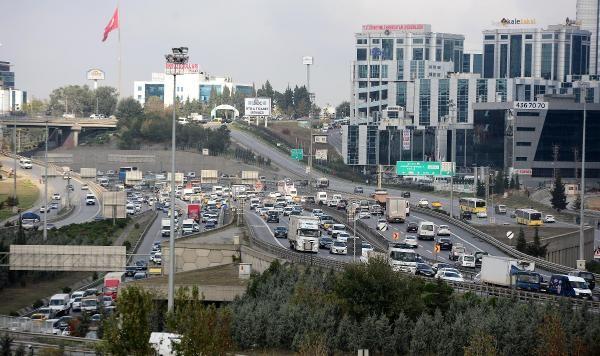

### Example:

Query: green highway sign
xmin=396 ymin=161 xmax=454 ymax=176
xmin=291 ymin=149 xmax=304 ymax=161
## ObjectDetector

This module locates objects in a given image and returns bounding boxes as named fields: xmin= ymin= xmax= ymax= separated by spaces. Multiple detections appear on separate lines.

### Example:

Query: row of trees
xmin=99 ymin=259 xmax=600 ymax=355
xmin=475 ymin=170 xmax=520 ymax=198
xmin=256 ymin=80 xmax=315 ymax=118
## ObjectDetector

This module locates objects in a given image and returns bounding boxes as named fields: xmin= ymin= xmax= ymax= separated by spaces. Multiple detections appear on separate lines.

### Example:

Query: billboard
xmin=402 ymin=130 xmax=411 ymax=150
xmin=86 ymin=68 xmax=105 ymax=80
xmin=165 ymin=63 xmax=199 ymax=75
xmin=314 ymin=135 xmax=327 ymax=143
xmin=103 ymin=191 xmax=127 ymax=219
xmin=200 ymin=170 xmax=218 ymax=184
xmin=302 ymin=56 xmax=314 ymax=65
xmin=244 ymin=98 xmax=272 ymax=116
xmin=315 ymin=149 xmax=328 ymax=160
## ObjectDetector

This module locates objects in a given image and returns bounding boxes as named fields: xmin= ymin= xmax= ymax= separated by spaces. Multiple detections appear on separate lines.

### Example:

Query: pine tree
xmin=509 ymin=176 xmax=516 ymax=189
xmin=494 ymin=170 xmax=505 ymax=195
xmin=514 ymin=174 xmax=520 ymax=190
xmin=550 ymin=175 xmax=568 ymax=211
xmin=527 ymin=227 xmax=547 ymax=257
xmin=516 ymin=227 xmax=527 ymax=252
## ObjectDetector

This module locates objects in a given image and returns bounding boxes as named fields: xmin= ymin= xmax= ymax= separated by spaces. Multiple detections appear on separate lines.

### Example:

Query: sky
xmin=1 ymin=0 xmax=576 ymax=107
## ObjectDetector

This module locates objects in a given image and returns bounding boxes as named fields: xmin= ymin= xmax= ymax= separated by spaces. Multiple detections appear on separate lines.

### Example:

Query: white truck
xmin=161 ymin=219 xmax=171 ymax=237
xmin=385 ymin=197 xmax=407 ymax=223
xmin=479 ymin=255 xmax=536 ymax=287
xmin=181 ymin=218 xmax=200 ymax=235
xmin=288 ymin=215 xmax=320 ymax=252
xmin=360 ymin=246 xmax=418 ymax=273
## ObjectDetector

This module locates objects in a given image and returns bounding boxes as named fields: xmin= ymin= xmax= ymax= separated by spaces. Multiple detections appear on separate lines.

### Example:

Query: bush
xmin=123 ymin=241 xmax=132 ymax=251
xmin=92 ymin=272 xmax=98 ymax=280
xmin=282 ymin=128 xmax=291 ymax=135
xmin=134 ymin=223 xmax=140 ymax=229
xmin=33 ymin=299 xmax=44 ymax=308
xmin=62 ymin=286 xmax=72 ymax=294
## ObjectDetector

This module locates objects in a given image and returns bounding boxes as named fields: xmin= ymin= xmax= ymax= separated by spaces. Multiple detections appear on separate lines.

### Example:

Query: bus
xmin=515 ymin=208 xmax=544 ymax=226
xmin=459 ymin=198 xmax=486 ymax=213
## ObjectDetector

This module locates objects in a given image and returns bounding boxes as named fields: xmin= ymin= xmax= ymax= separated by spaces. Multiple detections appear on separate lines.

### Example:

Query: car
xmin=319 ymin=236 xmax=334 ymax=249
xmin=39 ymin=206 xmax=47 ymax=213
xmin=205 ymin=221 xmax=217 ymax=230
xmin=431 ymin=201 xmax=442 ymax=209
xmin=336 ymin=232 xmax=351 ymax=243
xmin=417 ymin=199 xmax=429 ymax=208
xmin=266 ymin=213 xmax=280 ymax=223
xmin=50 ymin=202 xmax=59 ymax=210
xmin=435 ymin=237 xmax=453 ymax=250
xmin=81 ymin=184 xmax=89 ymax=190
xmin=495 ymin=204 xmax=507 ymax=214
xmin=457 ymin=254 xmax=476 ymax=268
xmin=435 ymin=269 xmax=464 ymax=282
xmin=311 ymin=209 xmax=324 ymax=217
xmin=358 ymin=211 xmax=370 ymax=219
xmin=476 ymin=211 xmax=488 ymax=218
xmin=461 ymin=211 xmax=472 ymax=220
xmin=403 ymin=235 xmax=418 ymax=248
xmin=330 ymin=241 xmax=348 ymax=255
xmin=336 ymin=200 xmax=348 ymax=210
xmin=152 ymin=252 xmax=162 ymax=265
xmin=136 ymin=260 xmax=148 ymax=271
xmin=432 ymin=263 xmax=453 ymax=273
xmin=273 ymin=226 xmax=288 ymax=238
xmin=102 ymin=296 xmax=114 ymax=307
xmin=406 ymin=222 xmax=418 ymax=233
xmin=473 ymin=251 xmax=488 ymax=267
xmin=52 ymin=193 xmax=61 ymax=200
xmin=415 ymin=263 xmax=435 ymax=277
xmin=90 ymin=314 xmax=102 ymax=323
xmin=402 ymin=191 xmax=411 ymax=198
xmin=361 ymin=242 xmax=373 ymax=252
xmin=282 ymin=207 xmax=294 ymax=216
xmin=354 ymin=186 xmax=364 ymax=194
xmin=436 ymin=225 xmax=451 ymax=236
xmin=544 ymin=215 xmax=556 ymax=223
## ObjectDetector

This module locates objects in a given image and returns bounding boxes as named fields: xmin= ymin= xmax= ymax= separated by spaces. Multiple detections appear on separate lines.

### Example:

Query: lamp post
xmin=43 ymin=120 xmax=48 ymax=241
xmin=578 ymin=81 xmax=589 ymax=266
xmin=165 ymin=46 xmax=189 ymax=312
xmin=448 ymin=100 xmax=456 ymax=219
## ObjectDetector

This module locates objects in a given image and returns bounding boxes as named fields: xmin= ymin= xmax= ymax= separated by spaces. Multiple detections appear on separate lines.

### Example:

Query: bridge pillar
xmin=62 ymin=125 xmax=81 ymax=149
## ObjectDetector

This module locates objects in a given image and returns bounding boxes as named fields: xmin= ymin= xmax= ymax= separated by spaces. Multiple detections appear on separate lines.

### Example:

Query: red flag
xmin=102 ymin=8 xmax=119 ymax=42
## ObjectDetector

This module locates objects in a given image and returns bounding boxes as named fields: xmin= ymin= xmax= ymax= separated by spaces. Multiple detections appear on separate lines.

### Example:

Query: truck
xmin=385 ymin=197 xmax=407 ymax=223
xmin=187 ymin=203 xmax=201 ymax=222
xmin=182 ymin=218 xmax=200 ymax=234
xmin=288 ymin=215 xmax=320 ymax=252
xmin=103 ymin=272 xmax=126 ymax=300
xmin=125 ymin=170 xmax=143 ymax=186
xmin=316 ymin=177 xmax=329 ymax=188
xmin=372 ymin=190 xmax=389 ymax=207
xmin=181 ymin=188 xmax=194 ymax=201
xmin=479 ymin=255 xmax=538 ymax=289
xmin=80 ymin=167 xmax=97 ymax=178
xmin=360 ymin=246 xmax=418 ymax=273
xmin=161 ymin=219 xmax=171 ymax=237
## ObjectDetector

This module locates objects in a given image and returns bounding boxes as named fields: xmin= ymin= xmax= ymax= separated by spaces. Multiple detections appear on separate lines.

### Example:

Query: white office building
xmin=577 ymin=0 xmax=599 ymax=75
xmin=133 ymin=72 xmax=253 ymax=107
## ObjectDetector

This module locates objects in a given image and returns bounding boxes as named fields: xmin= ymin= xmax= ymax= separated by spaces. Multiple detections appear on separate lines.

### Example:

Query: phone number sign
xmin=513 ymin=101 xmax=548 ymax=110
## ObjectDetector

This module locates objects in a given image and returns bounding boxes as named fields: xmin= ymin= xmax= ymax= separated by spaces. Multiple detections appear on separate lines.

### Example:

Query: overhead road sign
xmin=396 ymin=161 xmax=455 ymax=176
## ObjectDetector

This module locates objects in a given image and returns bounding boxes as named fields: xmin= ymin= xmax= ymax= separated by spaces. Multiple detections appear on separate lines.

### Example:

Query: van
xmin=417 ymin=221 xmax=435 ymax=240
xmin=495 ymin=204 xmax=507 ymax=214
xmin=97 ymin=177 xmax=109 ymax=187
xmin=48 ymin=294 xmax=71 ymax=315
xmin=568 ymin=270 xmax=596 ymax=290
xmin=161 ymin=219 xmax=171 ymax=237
xmin=86 ymin=194 xmax=96 ymax=205
xmin=126 ymin=203 xmax=135 ymax=215
xmin=548 ymin=274 xmax=593 ymax=299
xmin=316 ymin=192 xmax=327 ymax=205
xmin=19 ymin=158 xmax=32 ymax=169
xmin=182 ymin=219 xmax=199 ymax=235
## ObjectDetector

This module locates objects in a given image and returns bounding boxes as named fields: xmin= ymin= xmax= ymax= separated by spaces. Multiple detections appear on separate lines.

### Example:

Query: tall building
xmin=134 ymin=72 xmax=253 ymax=107
xmin=462 ymin=52 xmax=483 ymax=75
xmin=0 ymin=61 xmax=15 ymax=89
xmin=351 ymin=24 xmax=465 ymax=121
xmin=577 ymin=0 xmax=599 ymax=75
xmin=482 ymin=25 xmax=591 ymax=80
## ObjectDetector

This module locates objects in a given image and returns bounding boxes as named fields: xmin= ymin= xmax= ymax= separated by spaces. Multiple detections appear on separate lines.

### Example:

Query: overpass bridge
xmin=0 ymin=116 xmax=118 ymax=148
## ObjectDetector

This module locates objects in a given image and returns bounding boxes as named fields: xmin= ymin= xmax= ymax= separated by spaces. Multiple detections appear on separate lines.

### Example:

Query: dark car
xmin=391 ymin=242 xmax=414 ymax=249
xmin=205 ymin=221 xmax=217 ymax=230
xmin=319 ymin=236 xmax=334 ymax=249
xmin=135 ymin=260 xmax=148 ymax=271
xmin=266 ymin=213 xmax=280 ymax=223
xmin=474 ymin=251 xmax=489 ymax=267
xmin=415 ymin=263 xmax=435 ymax=277
xmin=435 ymin=237 xmax=453 ymax=251
xmin=290 ymin=209 xmax=302 ymax=216
xmin=402 ymin=191 xmax=411 ymax=198
xmin=337 ymin=200 xmax=348 ymax=210
xmin=461 ymin=211 xmax=472 ymax=220
xmin=305 ymin=197 xmax=316 ymax=204
xmin=125 ymin=266 xmax=137 ymax=277
xmin=274 ymin=226 xmax=288 ymax=238
xmin=569 ymin=270 xmax=596 ymax=290
xmin=354 ymin=186 xmax=364 ymax=194
xmin=406 ymin=222 xmax=418 ymax=233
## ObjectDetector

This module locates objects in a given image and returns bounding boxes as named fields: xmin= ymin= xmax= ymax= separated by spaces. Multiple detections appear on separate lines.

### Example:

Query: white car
xmin=358 ymin=211 xmax=371 ymax=219
xmin=268 ymin=192 xmax=281 ymax=198
xmin=40 ymin=206 xmax=46 ymax=213
xmin=417 ymin=199 xmax=429 ymax=208
xmin=330 ymin=241 xmax=348 ymax=255
xmin=544 ymin=215 xmax=556 ymax=223
xmin=71 ymin=297 xmax=83 ymax=312
xmin=336 ymin=232 xmax=351 ymax=243
xmin=69 ymin=291 xmax=85 ymax=306
xmin=52 ymin=193 xmax=61 ymax=200
xmin=81 ymin=184 xmax=89 ymax=190
xmin=476 ymin=211 xmax=488 ymax=218
xmin=437 ymin=225 xmax=451 ymax=236
xmin=403 ymin=235 xmax=418 ymax=248
xmin=457 ymin=254 xmax=476 ymax=268
xmin=436 ymin=270 xmax=465 ymax=282
xmin=311 ymin=209 xmax=324 ymax=217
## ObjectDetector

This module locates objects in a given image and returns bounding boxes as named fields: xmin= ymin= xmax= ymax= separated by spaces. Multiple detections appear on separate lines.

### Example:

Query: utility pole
xmin=449 ymin=100 xmax=456 ymax=219
xmin=578 ymin=81 xmax=589 ymax=267
xmin=573 ymin=147 xmax=579 ymax=179
xmin=552 ymin=144 xmax=560 ymax=180
xmin=43 ymin=120 xmax=48 ymax=241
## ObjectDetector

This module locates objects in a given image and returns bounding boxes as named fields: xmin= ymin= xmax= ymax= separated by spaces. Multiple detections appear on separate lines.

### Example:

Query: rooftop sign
xmin=361 ymin=24 xmax=430 ymax=33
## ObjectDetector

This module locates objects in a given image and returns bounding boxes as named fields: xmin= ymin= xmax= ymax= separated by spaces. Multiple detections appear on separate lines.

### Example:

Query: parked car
xmin=354 ymin=186 xmax=364 ymax=194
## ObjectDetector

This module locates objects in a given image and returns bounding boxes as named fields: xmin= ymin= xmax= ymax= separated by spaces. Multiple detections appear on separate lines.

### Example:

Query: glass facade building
xmin=145 ymin=84 xmax=164 ymax=102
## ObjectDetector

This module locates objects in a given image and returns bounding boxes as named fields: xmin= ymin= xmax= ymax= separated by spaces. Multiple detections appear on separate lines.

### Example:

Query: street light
xmin=448 ymin=100 xmax=456 ymax=220
xmin=165 ymin=46 xmax=189 ymax=312
xmin=43 ymin=120 xmax=48 ymax=241
xmin=578 ymin=81 xmax=589 ymax=267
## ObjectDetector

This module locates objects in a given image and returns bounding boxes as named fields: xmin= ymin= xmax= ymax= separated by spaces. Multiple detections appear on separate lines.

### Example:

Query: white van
xmin=316 ymin=191 xmax=328 ymax=205
xmin=182 ymin=219 xmax=199 ymax=234
xmin=97 ymin=177 xmax=109 ymax=187
xmin=212 ymin=186 xmax=223 ymax=196
xmin=85 ymin=193 xmax=96 ymax=205
xmin=161 ymin=219 xmax=171 ymax=237
xmin=48 ymin=293 xmax=71 ymax=314
xmin=417 ymin=221 xmax=435 ymax=240
xmin=19 ymin=158 xmax=32 ymax=169
xmin=126 ymin=203 xmax=135 ymax=215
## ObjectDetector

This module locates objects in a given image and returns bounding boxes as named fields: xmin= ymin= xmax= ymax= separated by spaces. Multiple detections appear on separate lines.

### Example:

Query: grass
xmin=0 ymin=178 xmax=40 ymax=220
xmin=0 ymin=272 xmax=91 ymax=315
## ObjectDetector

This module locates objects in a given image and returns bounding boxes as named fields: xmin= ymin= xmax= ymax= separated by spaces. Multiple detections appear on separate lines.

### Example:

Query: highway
xmin=0 ymin=155 xmax=101 ymax=227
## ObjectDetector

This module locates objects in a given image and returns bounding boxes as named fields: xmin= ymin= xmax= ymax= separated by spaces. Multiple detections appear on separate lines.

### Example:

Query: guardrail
xmin=127 ymin=210 xmax=159 ymax=265
xmin=0 ymin=315 xmax=101 ymax=344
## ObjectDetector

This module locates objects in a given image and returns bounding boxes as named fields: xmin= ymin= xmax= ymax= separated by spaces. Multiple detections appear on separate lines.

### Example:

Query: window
xmin=413 ymin=38 xmax=423 ymax=44
xmin=473 ymin=53 xmax=483 ymax=75
xmin=541 ymin=44 xmax=552 ymax=79
xmin=367 ymin=126 xmax=378 ymax=165
xmin=382 ymin=39 xmax=394 ymax=60
xmin=436 ymin=48 xmax=442 ymax=61
xmin=564 ymin=43 xmax=571 ymax=78
xmin=436 ymin=38 xmax=442 ymax=45
xmin=413 ymin=48 xmax=424 ymax=60
xmin=516 ymin=157 xmax=528 ymax=161
xmin=438 ymin=79 xmax=449 ymax=121
xmin=137 ymin=95 xmax=142 ymax=100
xmin=485 ymin=35 xmax=495 ymax=40
xmin=517 ymin=127 xmax=535 ymax=132
xmin=483 ymin=44 xmax=495 ymax=78
xmin=419 ymin=79 xmax=431 ymax=126
xmin=396 ymin=48 xmax=404 ymax=60
xmin=500 ymin=44 xmax=508 ymax=78
xmin=358 ymin=65 xmax=368 ymax=79
xmin=357 ymin=48 xmax=367 ymax=61
xmin=501 ymin=35 xmax=508 ymax=40
xmin=356 ymin=38 xmax=367 ymax=44
xmin=370 ymin=65 xmax=380 ymax=78
xmin=396 ymin=38 xmax=404 ymax=44
xmin=516 ymin=112 xmax=539 ymax=117
xmin=397 ymin=61 xmax=404 ymax=80
xmin=553 ymin=43 xmax=559 ymax=80
xmin=572 ymin=35 xmax=584 ymax=75
xmin=381 ymin=65 xmax=388 ymax=79
xmin=347 ymin=126 xmax=359 ymax=164
xmin=509 ymin=35 xmax=522 ymax=77
xmin=443 ymin=39 xmax=454 ymax=62
xmin=137 ymin=86 xmax=142 ymax=91
xmin=477 ymin=79 xmax=488 ymax=102
xmin=457 ymin=79 xmax=469 ymax=123
xmin=516 ymin=142 xmax=532 ymax=147
xmin=542 ymin=34 xmax=553 ymax=39
xmin=524 ymin=43 xmax=532 ymax=77
xmin=396 ymin=82 xmax=407 ymax=107
xmin=358 ymin=81 xmax=368 ymax=88
xmin=496 ymin=79 xmax=507 ymax=102
xmin=462 ymin=53 xmax=471 ymax=72
xmin=372 ymin=39 xmax=380 ymax=44
xmin=525 ymin=34 xmax=533 ymax=40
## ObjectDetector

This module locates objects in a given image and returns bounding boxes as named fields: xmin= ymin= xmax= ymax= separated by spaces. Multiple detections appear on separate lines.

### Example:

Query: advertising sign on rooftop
xmin=361 ymin=24 xmax=431 ymax=33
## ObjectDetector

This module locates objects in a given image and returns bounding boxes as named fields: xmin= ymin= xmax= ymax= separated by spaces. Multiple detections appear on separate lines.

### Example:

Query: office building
xmin=0 ymin=61 xmax=15 ymax=89
xmin=462 ymin=52 xmax=483 ymax=75
xmin=577 ymin=0 xmax=599 ymax=75
xmin=482 ymin=24 xmax=591 ymax=80
xmin=134 ymin=72 xmax=253 ymax=107
xmin=351 ymin=24 xmax=465 ymax=121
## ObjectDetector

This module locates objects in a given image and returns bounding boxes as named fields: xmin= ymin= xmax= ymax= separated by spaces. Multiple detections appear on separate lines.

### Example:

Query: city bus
xmin=515 ymin=208 xmax=544 ymax=226
xmin=458 ymin=198 xmax=486 ymax=214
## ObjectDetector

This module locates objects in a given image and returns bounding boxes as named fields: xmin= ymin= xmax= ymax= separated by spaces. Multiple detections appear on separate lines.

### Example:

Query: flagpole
xmin=117 ymin=2 xmax=122 ymax=98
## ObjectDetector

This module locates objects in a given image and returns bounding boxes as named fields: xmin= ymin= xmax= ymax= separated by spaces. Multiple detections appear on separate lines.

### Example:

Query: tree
xmin=550 ymin=175 xmax=568 ymax=211
xmin=144 ymin=96 xmax=166 ymax=116
xmin=22 ymin=98 xmax=47 ymax=115
xmin=0 ymin=333 xmax=13 ymax=356
xmin=516 ymin=227 xmax=527 ymax=252
xmin=99 ymin=286 xmax=155 ymax=356
xmin=527 ymin=227 xmax=547 ymax=258
xmin=48 ymin=85 xmax=94 ymax=116
xmin=509 ymin=176 xmax=516 ymax=190
xmin=94 ymin=86 xmax=119 ymax=116
xmin=476 ymin=181 xmax=486 ymax=198
xmin=116 ymin=98 xmax=144 ymax=129
xmin=336 ymin=101 xmax=350 ymax=119
xmin=464 ymin=330 xmax=498 ymax=356
xmin=535 ymin=313 xmax=568 ymax=356
xmin=514 ymin=174 xmax=520 ymax=190
xmin=494 ymin=170 xmax=505 ymax=195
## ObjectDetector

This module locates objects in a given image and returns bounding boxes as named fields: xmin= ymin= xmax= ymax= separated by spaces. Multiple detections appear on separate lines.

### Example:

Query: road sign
xmin=395 ymin=161 xmax=454 ymax=176
xmin=291 ymin=149 xmax=304 ymax=161
xmin=434 ymin=244 xmax=441 ymax=253
xmin=392 ymin=232 xmax=400 ymax=240
xmin=377 ymin=222 xmax=388 ymax=231
xmin=506 ymin=231 xmax=514 ymax=240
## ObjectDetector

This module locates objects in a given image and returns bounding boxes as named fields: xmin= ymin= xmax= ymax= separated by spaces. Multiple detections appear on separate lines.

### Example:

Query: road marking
xmin=248 ymin=211 xmax=286 ymax=248
xmin=426 ymin=250 xmax=432 ymax=254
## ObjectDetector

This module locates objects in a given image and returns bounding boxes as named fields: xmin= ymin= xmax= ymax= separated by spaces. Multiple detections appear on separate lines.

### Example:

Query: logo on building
xmin=493 ymin=18 xmax=536 ymax=26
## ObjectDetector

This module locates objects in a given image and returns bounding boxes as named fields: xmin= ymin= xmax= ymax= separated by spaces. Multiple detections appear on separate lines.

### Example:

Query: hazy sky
xmin=1 ymin=0 xmax=576 ymax=106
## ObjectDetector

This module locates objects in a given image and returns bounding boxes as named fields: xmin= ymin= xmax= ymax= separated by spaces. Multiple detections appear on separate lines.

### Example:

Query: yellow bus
xmin=515 ymin=208 xmax=544 ymax=226
xmin=459 ymin=198 xmax=486 ymax=213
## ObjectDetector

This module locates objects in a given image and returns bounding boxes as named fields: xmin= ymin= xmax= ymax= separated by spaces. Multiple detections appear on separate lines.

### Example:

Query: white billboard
xmin=315 ymin=149 xmax=328 ymax=160
xmin=302 ymin=56 xmax=314 ymax=65
xmin=314 ymin=135 xmax=327 ymax=144
xmin=86 ymin=68 xmax=105 ymax=80
xmin=245 ymin=98 xmax=272 ymax=116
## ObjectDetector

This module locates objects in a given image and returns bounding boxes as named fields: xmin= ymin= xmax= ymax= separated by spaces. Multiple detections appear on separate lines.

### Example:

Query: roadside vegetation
xmin=101 ymin=259 xmax=600 ymax=355
xmin=0 ymin=178 xmax=40 ymax=221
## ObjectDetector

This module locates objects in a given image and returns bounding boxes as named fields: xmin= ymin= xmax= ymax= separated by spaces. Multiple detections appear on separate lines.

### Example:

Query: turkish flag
xmin=102 ymin=8 xmax=119 ymax=42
